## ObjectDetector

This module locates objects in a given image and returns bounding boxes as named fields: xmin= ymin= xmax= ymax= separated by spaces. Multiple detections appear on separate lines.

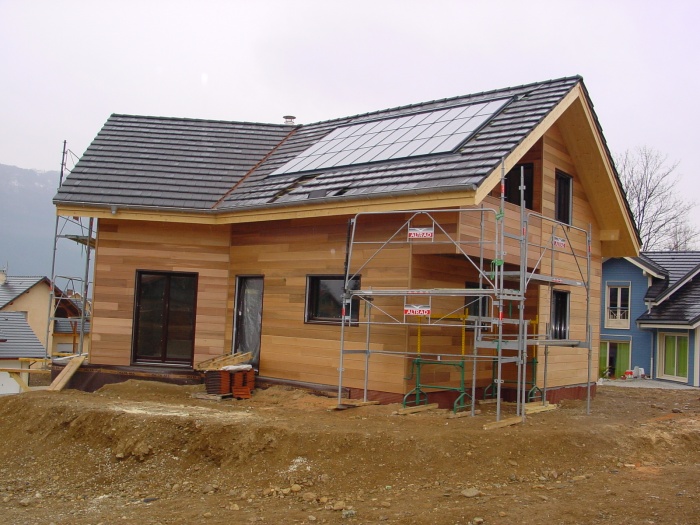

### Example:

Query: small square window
xmin=555 ymin=170 xmax=572 ymax=225
xmin=306 ymin=275 xmax=360 ymax=324
xmin=551 ymin=290 xmax=569 ymax=340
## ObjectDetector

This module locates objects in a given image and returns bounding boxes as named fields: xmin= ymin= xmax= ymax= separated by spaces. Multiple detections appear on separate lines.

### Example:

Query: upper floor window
xmin=306 ymin=275 xmax=360 ymax=324
xmin=551 ymin=289 xmax=569 ymax=340
xmin=555 ymin=170 xmax=572 ymax=225
xmin=504 ymin=163 xmax=534 ymax=210
xmin=606 ymin=285 xmax=630 ymax=329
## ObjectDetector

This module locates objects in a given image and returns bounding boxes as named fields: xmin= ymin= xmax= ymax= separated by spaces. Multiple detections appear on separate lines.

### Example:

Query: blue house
xmin=600 ymin=252 xmax=700 ymax=386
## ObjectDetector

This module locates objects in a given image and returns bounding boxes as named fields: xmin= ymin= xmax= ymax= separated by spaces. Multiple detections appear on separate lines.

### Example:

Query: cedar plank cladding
xmin=90 ymin=219 xmax=231 ymax=366
xmin=229 ymin=215 xmax=414 ymax=394
xmin=533 ymin=124 xmax=602 ymax=388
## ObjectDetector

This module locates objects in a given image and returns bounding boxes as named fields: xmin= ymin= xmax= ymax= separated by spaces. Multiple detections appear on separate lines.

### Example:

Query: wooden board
xmin=48 ymin=355 xmax=87 ymax=391
xmin=398 ymin=403 xmax=439 ymax=415
xmin=195 ymin=352 xmax=252 ymax=371
xmin=483 ymin=416 xmax=523 ymax=430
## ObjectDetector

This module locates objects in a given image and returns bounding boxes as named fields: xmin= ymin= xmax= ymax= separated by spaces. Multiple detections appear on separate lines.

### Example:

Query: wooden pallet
xmin=48 ymin=355 xmax=87 ymax=391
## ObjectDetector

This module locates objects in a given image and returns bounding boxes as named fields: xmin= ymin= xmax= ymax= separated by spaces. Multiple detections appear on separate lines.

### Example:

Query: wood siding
xmin=88 ymin=124 xmax=603 ymax=395
xmin=90 ymin=220 xmax=231 ymax=366
xmin=230 ymin=215 xmax=413 ymax=394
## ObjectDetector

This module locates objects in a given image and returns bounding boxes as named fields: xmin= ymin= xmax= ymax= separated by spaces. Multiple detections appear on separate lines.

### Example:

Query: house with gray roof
xmin=53 ymin=76 xmax=639 ymax=401
xmin=0 ymin=312 xmax=46 ymax=394
xmin=600 ymin=252 xmax=700 ymax=386
xmin=0 ymin=271 xmax=89 ymax=358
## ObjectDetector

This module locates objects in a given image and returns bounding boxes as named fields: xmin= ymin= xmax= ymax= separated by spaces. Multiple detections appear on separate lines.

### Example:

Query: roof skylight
xmin=270 ymin=98 xmax=509 ymax=176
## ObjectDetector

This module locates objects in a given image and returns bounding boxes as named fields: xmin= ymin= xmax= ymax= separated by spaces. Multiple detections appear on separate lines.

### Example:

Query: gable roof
xmin=642 ymin=251 xmax=700 ymax=303
xmin=630 ymin=251 xmax=700 ymax=327
xmin=54 ymin=76 xmax=639 ymax=255
xmin=0 ymin=276 xmax=50 ymax=309
xmin=637 ymin=276 xmax=700 ymax=327
xmin=625 ymin=254 xmax=667 ymax=279
xmin=56 ymin=77 xmax=581 ymax=211
xmin=0 ymin=312 xmax=46 ymax=359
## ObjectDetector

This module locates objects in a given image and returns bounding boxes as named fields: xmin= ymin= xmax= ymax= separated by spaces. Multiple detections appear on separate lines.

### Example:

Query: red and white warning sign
xmin=404 ymin=305 xmax=431 ymax=316
xmin=408 ymin=226 xmax=434 ymax=239
xmin=552 ymin=236 xmax=566 ymax=249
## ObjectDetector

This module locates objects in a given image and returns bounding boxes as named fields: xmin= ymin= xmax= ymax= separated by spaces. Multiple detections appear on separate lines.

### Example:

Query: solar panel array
xmin=270 ymin=98 xmax=509 ymax=176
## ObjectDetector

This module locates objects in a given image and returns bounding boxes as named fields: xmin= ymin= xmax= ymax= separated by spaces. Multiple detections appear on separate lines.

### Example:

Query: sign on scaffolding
xmin=407 ymin=226 xmax=434 ymax=240
xmin=404 ymin=304 xmax=431 ymax=316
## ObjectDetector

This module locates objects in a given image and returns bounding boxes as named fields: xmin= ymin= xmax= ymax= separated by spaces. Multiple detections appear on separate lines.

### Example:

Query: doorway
xmin=599 ymin=341 xmax=630 ymax=378
xmin=233 ymin=276 xmax=264 ymax=369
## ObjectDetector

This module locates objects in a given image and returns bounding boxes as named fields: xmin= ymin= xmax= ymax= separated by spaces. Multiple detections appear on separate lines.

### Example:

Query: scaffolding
xmin=337 ymin=167 xmax=593 ymax=422
xmin=44 ymin=141 xmax=94 ymax=363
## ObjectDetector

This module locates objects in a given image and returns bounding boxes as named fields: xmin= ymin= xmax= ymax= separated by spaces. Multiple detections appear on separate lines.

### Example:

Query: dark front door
xmin=132 ymin=271 xmax=198 ymax=365
xmin=234 ymin=276 xmax=264 ymax=369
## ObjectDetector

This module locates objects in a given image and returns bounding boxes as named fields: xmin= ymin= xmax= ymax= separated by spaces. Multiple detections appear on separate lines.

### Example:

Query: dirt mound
xmin=0 ymin=382 xmax=698 ymax=524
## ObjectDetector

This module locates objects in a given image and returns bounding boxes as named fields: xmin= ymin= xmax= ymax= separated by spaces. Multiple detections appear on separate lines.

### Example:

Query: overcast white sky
xmin=1 ymin=0 xmax=699 ymax=219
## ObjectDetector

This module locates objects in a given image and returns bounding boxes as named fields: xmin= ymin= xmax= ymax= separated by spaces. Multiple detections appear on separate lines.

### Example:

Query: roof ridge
xmin=298 ymin=75 xmax=582 ymax=129
xmin=109 ymin=113 xmax=294 ymax=129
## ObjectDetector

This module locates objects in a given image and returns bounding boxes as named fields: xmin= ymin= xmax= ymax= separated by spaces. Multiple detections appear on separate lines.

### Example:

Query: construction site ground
xmin=0 ymin=381 xmax=698 ymax=525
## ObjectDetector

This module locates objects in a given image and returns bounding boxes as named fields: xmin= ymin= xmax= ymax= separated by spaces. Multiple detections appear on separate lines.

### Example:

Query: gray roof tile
xmin=55 ymin=77 xmax=585 ymax=213
xmin=0 ymin=276 xmax=48 ymax=309
xmin=0 ymin=312 xmax=45 ymax=359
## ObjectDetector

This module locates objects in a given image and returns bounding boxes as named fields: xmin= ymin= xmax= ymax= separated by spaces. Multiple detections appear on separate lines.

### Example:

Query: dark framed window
xmin=132 ymin=271 xmax=198 ymax=365
xmin=551 ymin=289 xmax=569 ymax=340
xmin=555 ymin=170 xmax=572 ymax=224
xmin=465 ymin=282 xmax=490 ymax=321
xmin=306 ymin=275 xmax=360 ymax=324
xmin=504 ymin=163 xmax=534 ymax=209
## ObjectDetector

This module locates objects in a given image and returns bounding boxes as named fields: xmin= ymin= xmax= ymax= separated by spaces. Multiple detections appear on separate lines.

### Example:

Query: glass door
xmin=233 ymin=276 xmax=264 ymax=369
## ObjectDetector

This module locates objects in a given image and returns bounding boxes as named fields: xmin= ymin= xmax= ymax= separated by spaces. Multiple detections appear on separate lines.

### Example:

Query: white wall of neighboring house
xmin=0 ymin=361 xmax=27 ymax=395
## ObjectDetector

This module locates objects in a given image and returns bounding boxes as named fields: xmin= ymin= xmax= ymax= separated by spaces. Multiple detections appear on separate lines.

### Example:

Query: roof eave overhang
xmin=623 ymin=257 xmax=666 ymax=279
xmin=54 ymin=184 xmax=479 ymax=225
xmin=474 ymin=83 xmax=640 ymax=258
xmin=638 ymin=321 xmax=697 ymax=330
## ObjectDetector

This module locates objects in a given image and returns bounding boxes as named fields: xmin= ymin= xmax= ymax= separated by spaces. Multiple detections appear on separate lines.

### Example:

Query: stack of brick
xmin=231 ymin=369 xmax=256 ymax=399
xmin=204 ymin=370 xmax=232 ymax=395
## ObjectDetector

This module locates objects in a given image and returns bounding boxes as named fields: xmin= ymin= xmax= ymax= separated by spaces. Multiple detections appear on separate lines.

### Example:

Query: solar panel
xmin=270 ymin=98 xmax=509 ymax=176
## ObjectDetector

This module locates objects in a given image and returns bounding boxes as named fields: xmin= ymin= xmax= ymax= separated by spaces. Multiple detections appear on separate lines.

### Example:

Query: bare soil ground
xmin=0 ymin=381 xmax=698 ymax=525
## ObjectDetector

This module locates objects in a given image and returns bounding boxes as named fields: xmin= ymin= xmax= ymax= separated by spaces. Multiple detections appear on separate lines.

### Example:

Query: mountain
xmin=0 ymin=163 xmax=87 ymax=279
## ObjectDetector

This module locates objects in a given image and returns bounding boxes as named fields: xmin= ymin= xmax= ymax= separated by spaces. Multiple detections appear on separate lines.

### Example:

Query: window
xmin=306 ymin=275 xmax=360 ymax=324
xmin=504 ymin=163 xmax=534 ymax=209
xmin=132 ymin=271 xmax=198 ymax=365
xmin=605 ymin=285 xmax=630 ymax=328
xmin=660 ymin=333 xmax=688 ymax=380
xmin=555 ymin=170 xmax=572 ymax=225
xmin=599 ymin=341 xmax=631 ymax=378
xmin=551 ymin=290 xmax=569 ymax=340
xmin=465 ymin=282 xmax=490 ymax=327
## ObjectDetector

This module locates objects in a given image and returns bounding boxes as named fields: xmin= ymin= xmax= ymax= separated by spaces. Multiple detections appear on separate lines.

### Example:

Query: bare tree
xmin=616 ymin=146 xmax=699 ymax=251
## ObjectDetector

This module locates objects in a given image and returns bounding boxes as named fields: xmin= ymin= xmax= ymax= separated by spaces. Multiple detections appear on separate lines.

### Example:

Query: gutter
xmin=54 ymin=181 xmax=481 ymax=218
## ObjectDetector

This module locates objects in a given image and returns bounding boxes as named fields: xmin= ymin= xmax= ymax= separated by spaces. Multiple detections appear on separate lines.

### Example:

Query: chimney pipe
xmin=283 ymin=115 xmax=296 ymax=125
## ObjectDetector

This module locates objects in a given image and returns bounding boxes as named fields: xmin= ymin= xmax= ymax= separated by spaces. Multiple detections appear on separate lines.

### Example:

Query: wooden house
xmin=54 ymin=76 xmax=639 ymax=403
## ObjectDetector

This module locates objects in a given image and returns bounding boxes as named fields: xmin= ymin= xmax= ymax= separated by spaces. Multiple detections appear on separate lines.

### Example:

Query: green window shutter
xmin=615 ymin=343 xmax=630 ymax=377
xmin=677 ymin=337 xmax=688 ymax=378
xmin=664 ymin=335 xmax=676 ymax=376
xmin=599 ymin=343 xmax=608 ymax=377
